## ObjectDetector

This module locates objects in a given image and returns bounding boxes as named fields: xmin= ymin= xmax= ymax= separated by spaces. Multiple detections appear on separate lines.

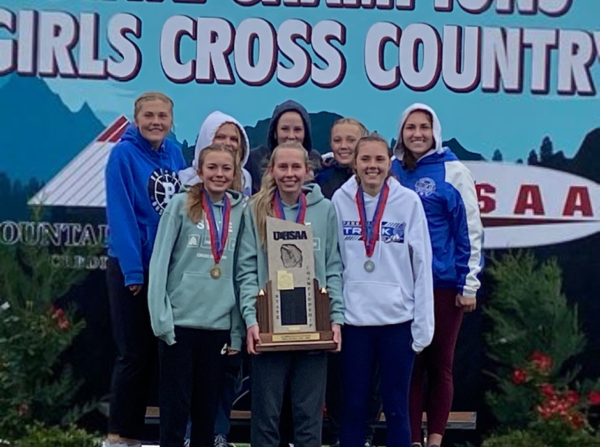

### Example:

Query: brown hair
xmin=353 ymin=133 xmax=393 ymax=185
xmin=186 ymin=144 xmax=238 ymax=224
xmin=252 ymin=141 xmax=311 ymax=247
xmin=399 ymin=109 xmax=434 ymax=172
xmin=134 ymin=92 xmax=174 ymax=120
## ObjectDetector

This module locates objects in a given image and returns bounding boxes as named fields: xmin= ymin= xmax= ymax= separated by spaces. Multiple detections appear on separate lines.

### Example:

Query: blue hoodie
xmin=391 ymin=104 xmax=483 ymax=298
xmin=106 ymin=124 xmax=187 ymax=286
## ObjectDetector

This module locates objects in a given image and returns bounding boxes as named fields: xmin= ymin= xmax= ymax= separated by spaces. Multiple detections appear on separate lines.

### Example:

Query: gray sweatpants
xmin=250 ymin=351 xmax=327 ymax=447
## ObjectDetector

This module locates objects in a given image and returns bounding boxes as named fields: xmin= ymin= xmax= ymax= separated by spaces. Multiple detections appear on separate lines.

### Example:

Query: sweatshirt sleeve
xmin=446 ymin=162 xmax=484 ymax=298
xmin=105 ymin=148 xmax=144 ymax=286
xmin=236 ymin=206 xmax=260 ymax=328
xmin=229 ymin=301 xmax=244 ymax=351
xmin=148 ymin=205 xmax=181 ymax=345
xmin=408 ymin=200 xmax=435 ymax=354
xmin=325 ymin=203 xmax=344 ymax=325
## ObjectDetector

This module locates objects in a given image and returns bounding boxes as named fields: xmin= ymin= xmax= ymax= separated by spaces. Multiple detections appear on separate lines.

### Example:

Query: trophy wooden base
xmin=255 ymin=279 xmax=337 ymax=353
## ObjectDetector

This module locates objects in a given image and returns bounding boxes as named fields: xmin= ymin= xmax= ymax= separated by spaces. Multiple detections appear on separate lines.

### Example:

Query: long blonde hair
xmin=187 ymin=144 xmax=238 ymax=224
xmin=252 ymin=141 xmax=311 ymax=247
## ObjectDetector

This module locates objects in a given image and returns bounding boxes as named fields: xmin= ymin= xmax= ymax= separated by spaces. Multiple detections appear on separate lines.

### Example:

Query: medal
xmin=356 ymin=182 xmax=390 ymax=273
xmin=202 ymin=190 xmax=231 ymax=280
xmin=273 ymin=190 xmax=307 ymax=224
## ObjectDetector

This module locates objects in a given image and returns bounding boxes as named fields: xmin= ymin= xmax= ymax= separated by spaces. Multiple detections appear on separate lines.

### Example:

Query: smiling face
xmin=268 ymin=146 xmax=310 ymax=197
xmin=402 ymin=110 xmax=434 ymax=158
xmin=331 ymin=123 xmax=363 ymax=166
xmin=355 ymin=139 xmax=391 ymax=194
xmin=199 ymin=150 xmax=235 ymax=197
xmin=134 ymin=99 xmax=173 ymax=149
xmin=276 ymin=111 xmax=305 ymax=145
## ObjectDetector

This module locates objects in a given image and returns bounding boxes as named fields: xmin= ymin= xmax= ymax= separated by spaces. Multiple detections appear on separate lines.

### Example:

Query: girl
xmin=179 ymin=111 xmax=253 ymax=198
xmin=332 ymin=134 xmax=434 ymax=447
xmin=178 ymin=111 xmax=251 ymax=447
xmin=316 ymin=118 xmax=380 ymax=447
xmin=237 ymin=141 xmax=344 ymax=447
xmin=104 ymin=92 xmax=186 ymax=447
xmin=390 ymin=103 xmax=483 ymax=447
xmin=316 ymin=117 xmax=368 ymax=200
xmin=148 ymin=143 xmax=245 ymax=447
xmin=246 ymin=100 xmax=322 ymax=194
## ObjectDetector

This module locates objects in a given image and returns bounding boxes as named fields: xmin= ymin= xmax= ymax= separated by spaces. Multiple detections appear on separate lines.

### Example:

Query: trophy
xmin=254 ymin=217 xmax=336 ymax=352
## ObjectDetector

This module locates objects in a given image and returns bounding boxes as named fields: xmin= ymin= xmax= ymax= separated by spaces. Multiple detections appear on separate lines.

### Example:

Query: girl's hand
xmin=246 ymin=324 xmax=261 ymax=355
xmin=331 ymin=323 xmax=342 ymax=352
xmin=456 ymin=294 xmax=476 ymax=313
xmin=227 ymin=348 xmax=240 ymax=356
xmin=128 ymin=284 xmax=143 ymax=296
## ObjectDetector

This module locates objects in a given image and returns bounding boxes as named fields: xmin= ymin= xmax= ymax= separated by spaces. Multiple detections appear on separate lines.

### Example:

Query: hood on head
xmin=180 ymin=111 xmax=250 ymax=186
xmin=267 ymin=100 xmax=313 ymax=152
xmin=393 ymin=103 xmax=443 ymax=161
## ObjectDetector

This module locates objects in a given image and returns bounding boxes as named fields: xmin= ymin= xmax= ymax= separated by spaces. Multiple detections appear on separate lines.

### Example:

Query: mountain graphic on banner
xmin=0 ymin=75 xmax=105 ymax=182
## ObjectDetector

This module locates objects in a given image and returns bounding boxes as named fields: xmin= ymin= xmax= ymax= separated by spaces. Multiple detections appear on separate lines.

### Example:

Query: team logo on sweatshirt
xmin=343 ymin=221 xmax=405 ymax=243
xmin=381 ymin=222 xmax=405 ymax=243
xmin=415 ymin=177 xmax=436 ymax=197
xmin=147 ymin=168 xmax=182 ymax=214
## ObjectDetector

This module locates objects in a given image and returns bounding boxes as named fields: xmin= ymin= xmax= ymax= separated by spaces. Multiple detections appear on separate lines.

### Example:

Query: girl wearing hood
xmin=390 ymin=104 xmax=483 ymax=447
xmin=179 ymin=111 xmax=253 ymax=198
xmin=148 ymin=143 xmax=245 ymax=447
xmin=237 ymin=141 xmax=344 ymax=447
xmin=332 ymin=134 xmax=434 ymax=447
xmin=104 ymin=92 xmax=187 ymax=447
xmin=246 ymin=100 xmax=323 ymax=194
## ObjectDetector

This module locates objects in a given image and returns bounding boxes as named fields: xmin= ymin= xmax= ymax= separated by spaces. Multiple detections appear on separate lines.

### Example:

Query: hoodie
xmin=236 ymin=183 xmax=344 ymax=328
xmin=178 ymin=111 xmax=253 ymax=198
xmin=391 ymin=103 xmax=483 ymax=298
xmin=246 ymin=100 xmax=323 ymax=194
xmin=315 ymin=157 xmax=353 ymax=200
xmin=105 ymin=124 xmax=187 ymax=286
xmin=332 ymin=176 xmax=434 ymax=353
xmin=148 ymin=189 xmax=245 ymax=349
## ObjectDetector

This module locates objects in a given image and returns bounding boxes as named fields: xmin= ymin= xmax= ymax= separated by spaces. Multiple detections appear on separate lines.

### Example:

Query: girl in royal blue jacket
xmin=391 ymin=103 xmax=483 ymax=447
xmin=104 ymin=92 xmax=186 ymax=447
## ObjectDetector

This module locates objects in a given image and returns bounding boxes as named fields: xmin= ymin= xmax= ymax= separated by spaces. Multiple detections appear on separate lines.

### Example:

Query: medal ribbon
xmin=355 ymin=182 xmax=390 ymax=258
xmin=202 ymin=190 xmax=231 ymax=265
xmin=273 ymin=190 xmax=307 ymax=224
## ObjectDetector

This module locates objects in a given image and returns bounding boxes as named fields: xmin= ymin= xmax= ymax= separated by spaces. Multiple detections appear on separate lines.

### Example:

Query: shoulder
xmin=443 ymin=160 xmax=475 ymax=190
xmin=163 ymin=191 xmax=187 ymax=216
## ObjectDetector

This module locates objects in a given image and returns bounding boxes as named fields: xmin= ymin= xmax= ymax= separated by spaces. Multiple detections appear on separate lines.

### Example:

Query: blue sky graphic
xmin=1 ymin=0 xmax=599 ymax=160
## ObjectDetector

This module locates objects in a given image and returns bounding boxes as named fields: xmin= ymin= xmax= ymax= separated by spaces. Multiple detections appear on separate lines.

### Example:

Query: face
xmin=135 ymin=99 xmax=173 ymax=148
xmin=213 ymin=123 xmax=241 ymax=154
xmin=402 ymin=111 xmax=434 ymax=158
xmin=199 ymin=151 xmax=235 ymax=196
xmin=269 ymin=148 xmax=309 ymax=196
xmin=276 ymin=112 xmax=305 ymax=145
xmin=355 ymin=141 xmax=391 ymax=192
xmin=331 ymin=123 xmax=362 ymax=166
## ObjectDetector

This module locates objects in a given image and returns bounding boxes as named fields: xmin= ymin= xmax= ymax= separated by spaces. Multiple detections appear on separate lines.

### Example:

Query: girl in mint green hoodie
xmin=236 ymin=141 xmax=344 ymax=447
xmin=148 ymin=143 xmax=245 ymax=447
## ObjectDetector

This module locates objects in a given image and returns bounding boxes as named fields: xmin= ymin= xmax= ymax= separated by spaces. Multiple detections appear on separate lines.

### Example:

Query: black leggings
xmin=107 ymin=257 xmax=157 ymax=440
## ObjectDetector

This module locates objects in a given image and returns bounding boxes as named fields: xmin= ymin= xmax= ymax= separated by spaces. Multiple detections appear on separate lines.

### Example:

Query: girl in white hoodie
xmin=332 ymin=134 xmax=434 ymax=447
xmin=179 ymin=111 xmax=253 ymax=198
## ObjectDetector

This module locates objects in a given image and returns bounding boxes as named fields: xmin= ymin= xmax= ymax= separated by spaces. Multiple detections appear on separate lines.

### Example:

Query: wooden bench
xmin=144 ymin=407 xmax=477 ymax=432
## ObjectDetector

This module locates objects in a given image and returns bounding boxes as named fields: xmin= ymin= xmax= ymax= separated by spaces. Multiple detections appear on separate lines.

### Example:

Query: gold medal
xmin=210 ymin=266 xmax=221 ymax=280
